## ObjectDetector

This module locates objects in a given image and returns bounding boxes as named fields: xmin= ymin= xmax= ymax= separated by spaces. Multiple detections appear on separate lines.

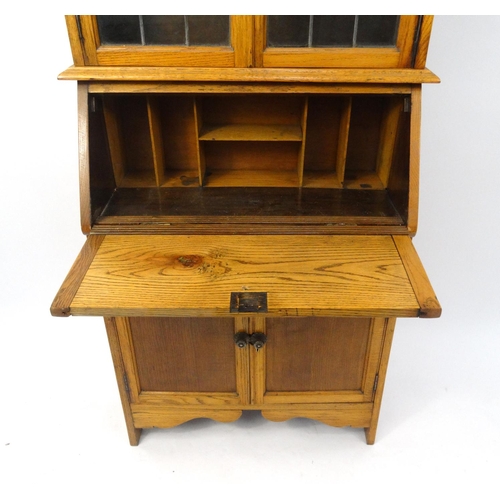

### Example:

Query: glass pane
xmin=187 ymin=15 xmax=230 ymax=46
xmin=143 ymin=15 xmax=185 ymax=45
xmin=267 ymin=15 xmax=310 ymax=47
xmin=97 ymin=15 xmax=141 ymax=45
xmin=312 ymin=15 xmax=355 ymax=47
xmin=356 ymin=15 xmax=399 ymax=47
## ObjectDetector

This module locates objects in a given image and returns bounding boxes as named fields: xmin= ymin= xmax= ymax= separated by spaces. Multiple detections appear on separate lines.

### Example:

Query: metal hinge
xmin=123 ymin=373 xmax=131 ymax=397
xmin=404 ymin=96 xmax=411 ymax=113
xmin=373 ymin=374 xmax=379 ymax=394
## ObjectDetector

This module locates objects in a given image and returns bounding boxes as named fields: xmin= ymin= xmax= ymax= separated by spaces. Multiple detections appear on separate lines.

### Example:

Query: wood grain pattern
xmin=50 ymin=235 xmax=105 ymax=316
xmin=102 ymin=96 xmax=125 ymax=186
xmin=104 ymin=317 xmax=142 ymax=446
xmin=77 ymin=83 xmax=91 ymax=234
xmin=59 ymin=66 xmax=441 ymax=84
xmin=87 ymin=82 xmax=415 ymax=95
xmin=68 ymin=234 xmax=422 ymax=317
xmin=265 ymin=318 xmax=371 ymax=392
xmin=262 ymin=404 xmax=372 ymax=428
xmin=392 ymin=236 xmax=441 ymax=318
xmin=128 ymin=317 xmax=237 ymax=392
xmin=408 ymin=85 xmax=422 ymax=235
xmin=132 ymin=408 xmax=243 ymax=429
xmin=365 ymin=317 xmax=396 ymax=444
xmin=65 ymin=16 xmax=85 ymax=66
xmin=199 ymin=124 xmax=303 ymax=142
xmin=146 ymin=96 xmax=165 ymax=186
xmin=231 ymin=15 xmax=254 ymax=68
xmin=413 ymin=16 xmax=434 ymax=69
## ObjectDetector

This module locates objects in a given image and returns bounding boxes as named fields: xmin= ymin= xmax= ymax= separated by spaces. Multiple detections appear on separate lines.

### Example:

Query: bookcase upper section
xmin=64 ymin=15 xmax=435 ymax=74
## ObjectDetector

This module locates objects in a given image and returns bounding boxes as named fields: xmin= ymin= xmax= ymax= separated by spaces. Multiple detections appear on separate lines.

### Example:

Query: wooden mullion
xmin=231 ymin=15 xmax=254 ymax=68
xmin=253 ymin=16 xmax=266 ymax=68
xmin=234 ymin=317 xmax=251 ymax=405
xmin=250 ymin=317 xmax=266 ymax=404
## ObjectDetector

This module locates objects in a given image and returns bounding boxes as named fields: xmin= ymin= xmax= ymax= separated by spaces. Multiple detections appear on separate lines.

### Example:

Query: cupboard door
xmin=252 ymin=317 xmax=386 ymax=404
xmin=255 ymin=15 xmax=426 ymax=68
xmin=116 ymin=317 xmax=250 ymax=406
xmin=67 ymin=15 xmax=253 ymax=68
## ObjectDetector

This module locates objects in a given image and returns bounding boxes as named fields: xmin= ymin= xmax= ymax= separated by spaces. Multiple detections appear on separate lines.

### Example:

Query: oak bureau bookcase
xmin=52 ymin=15 xmax=441 ymax=445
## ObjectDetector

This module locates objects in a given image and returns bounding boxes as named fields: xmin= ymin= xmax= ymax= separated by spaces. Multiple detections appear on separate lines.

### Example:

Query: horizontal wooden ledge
xmin=90 ymin=223 xmax=409 ymax=236
xmin=59 ymin=66 xmax=440 ymax=84
xmin=60 ymin=234 xmax=432 ymax=318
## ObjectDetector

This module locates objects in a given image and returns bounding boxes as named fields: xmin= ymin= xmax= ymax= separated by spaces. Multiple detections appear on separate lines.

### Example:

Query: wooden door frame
xmin=254 ymin=15 xmax=431 ymax=69
xmin=66 ymin=15 xmax=254 ymax=68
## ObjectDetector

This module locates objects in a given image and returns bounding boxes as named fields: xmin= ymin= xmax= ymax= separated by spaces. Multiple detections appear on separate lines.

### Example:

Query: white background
xmin=1 ymin=12 xmax=499 ymax=498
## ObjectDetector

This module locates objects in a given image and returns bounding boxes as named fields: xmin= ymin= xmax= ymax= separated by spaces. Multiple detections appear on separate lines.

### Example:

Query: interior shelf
xmin=199 ymin=124 xmax=303 ymax=142
xmin=98 ymin=187 xmax=404 ymax=226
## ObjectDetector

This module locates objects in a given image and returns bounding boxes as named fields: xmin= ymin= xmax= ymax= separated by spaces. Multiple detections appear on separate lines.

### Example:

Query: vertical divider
xmin=298 ymin=96 xmax=309 ymax=187
xmin=336 ymin=96 xmax=352 ymax=187
xmin=250 ymin=316 xmax=267 ymax=405
xmin=102 ymin=95 xmax=125 ymax=187
xmin=376 ymin=97 xmax=403 ymax=188
xmin=146 ymin=96 xmax=165 ymax=187
xmin=234 ymin=316 xmax=251 ymax=405
xmin=193 ymin=97 xmax=206 ymax=186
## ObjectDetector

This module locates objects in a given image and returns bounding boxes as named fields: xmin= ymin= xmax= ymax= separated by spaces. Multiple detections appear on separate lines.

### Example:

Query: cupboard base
xmin=105 ymin=316 xmax=395 ymax=446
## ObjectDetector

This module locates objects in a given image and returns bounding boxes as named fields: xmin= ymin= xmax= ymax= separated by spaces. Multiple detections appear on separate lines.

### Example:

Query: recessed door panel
xmin=129 ymin=317 xmax=236 ymax=392
xmin=266 ymin=317 xmax=371 ymax=392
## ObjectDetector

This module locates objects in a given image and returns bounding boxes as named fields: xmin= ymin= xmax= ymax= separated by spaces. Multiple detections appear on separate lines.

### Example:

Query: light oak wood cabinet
xmin=53 ymin=15 xmax=441 ymax=445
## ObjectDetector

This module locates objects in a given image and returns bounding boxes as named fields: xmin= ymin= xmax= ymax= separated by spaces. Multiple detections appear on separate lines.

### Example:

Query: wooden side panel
xmin=365 ymin=318 xmax=396 ymax=444
xmin=65 ymin=16 xmax=85 ymax=66
xmin=414 ymin=16 xmax=434 ymax=69
xmin=408 ymin=85 xmax=421 ymax=235
xmin=77 ymin=83 xmax=91 ymax=234
xmin=104 ymin=317 xmax=142 ymax=446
